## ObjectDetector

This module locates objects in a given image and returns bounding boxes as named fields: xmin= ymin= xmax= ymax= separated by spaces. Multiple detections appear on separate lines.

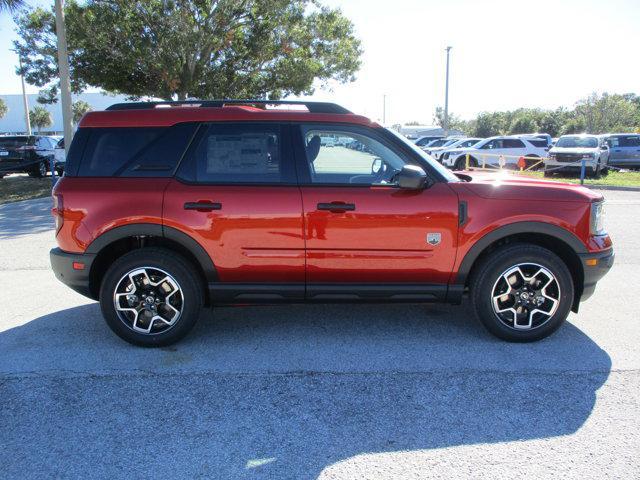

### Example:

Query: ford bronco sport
xmin=50 ymin=100 xmax=614 ymax=346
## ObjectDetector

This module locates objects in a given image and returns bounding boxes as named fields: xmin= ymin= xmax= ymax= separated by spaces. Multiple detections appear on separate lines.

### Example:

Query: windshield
xmin=556 ymin=136 xmax=598 ymax=148
xmin=0 ymin=136 xmax=30 ymax=148
xmin=441 ymin=138 xmax=460 ymax=147
xmin=427 ymin=139 xmax=448 ymax=147
xmin=460 ymin=138 xmax=481 ymax=147
xmin=387 ymin=129 xmax=461 ymax=183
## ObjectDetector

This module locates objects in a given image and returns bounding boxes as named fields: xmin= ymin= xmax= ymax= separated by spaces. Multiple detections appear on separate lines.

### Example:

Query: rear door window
xmin=503 ymin=139 xmax=526 ymax=149
xmin=618 ymin=136 xmax=640 ymax=148
xmin=178 ymin=123 xmax=295 ymax=184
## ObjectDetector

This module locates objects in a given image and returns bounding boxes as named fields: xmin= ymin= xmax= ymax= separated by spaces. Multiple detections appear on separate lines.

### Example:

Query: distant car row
xmin=413 ymin=132 xmax=640 ymax=176
xmin=0 ymin=135 xmax=65 ymax=178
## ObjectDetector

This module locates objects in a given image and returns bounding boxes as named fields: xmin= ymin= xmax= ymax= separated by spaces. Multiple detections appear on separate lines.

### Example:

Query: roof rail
xmin=105 ymin=99 xmax=352 ymax=114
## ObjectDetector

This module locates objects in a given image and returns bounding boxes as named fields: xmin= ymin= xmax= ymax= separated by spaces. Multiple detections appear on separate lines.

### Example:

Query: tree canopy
xmin=29 ymin=105 xmax=52 ymax=132
xmin=72 ymin=100 xmax=91 ymax=124
xmin=435 ymin=92 xmax=640 ymax=137
xmin=0 ymin=98 xmax=7 ymax=119
xmin=0 ymin=0 xmax=23 ymax=12
xmin=14 ymin=0 xmax=362 ymax=101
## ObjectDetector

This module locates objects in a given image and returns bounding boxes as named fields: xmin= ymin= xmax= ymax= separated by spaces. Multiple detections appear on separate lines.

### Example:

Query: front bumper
xmin=545 ymin=158 xmax=598 ymax=173
xmin=577 ymin=248 xmax=614 ymax=304
xmin=50 ymin=247 xmax=97 ymax=299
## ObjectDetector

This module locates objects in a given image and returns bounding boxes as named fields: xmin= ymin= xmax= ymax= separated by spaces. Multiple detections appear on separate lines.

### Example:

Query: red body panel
xmin=162 ymin=180 xmax=305 ymax=283
xmin=53 ymin=177 xmax=168 ymax=253
xmin=300 ymin=183 xmax=459 ymax=283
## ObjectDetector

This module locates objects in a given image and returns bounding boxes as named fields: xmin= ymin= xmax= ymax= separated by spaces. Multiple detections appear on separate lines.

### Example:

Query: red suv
xmin=50 ymin=100 xmax=614 ymax=346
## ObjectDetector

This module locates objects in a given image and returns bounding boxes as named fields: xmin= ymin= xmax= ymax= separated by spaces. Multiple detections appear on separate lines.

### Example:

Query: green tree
xmin=72 ymin=100 xmax=91 ymax=124
xmin=508 ymin=114 xmax=539 ymax=134
xmin=0 ymin=98 xmax=7 ymax=119
xmin=14 ymin=0 xmax=362 ymax=101
xmin=573 ymin=92 xmax=638 ymax=133
xmin=29 ymin=105 xmax=52 ymax=133
xmin=432 ymin=106 xmax=471 ymax=134
xmin=538 ymin=108 xmax=569 ymax=137
xmin=472 ymin=111 xmax=508 ymax=137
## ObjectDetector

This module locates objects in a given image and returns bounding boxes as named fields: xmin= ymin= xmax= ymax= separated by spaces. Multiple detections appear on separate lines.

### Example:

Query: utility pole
xmin=382 ymin=94 xmax=387 ymax=125
xmin=444 ymin=46 xmax=452 ymax=136
xmin=55 ymin=0 xmax=73 ymax=154
xmin=19 ymin=57 xmax=31 ymax=135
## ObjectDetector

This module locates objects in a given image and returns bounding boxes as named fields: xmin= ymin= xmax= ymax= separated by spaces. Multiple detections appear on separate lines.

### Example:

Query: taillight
xmin=52 ymin=193 xmax=64 ymax=233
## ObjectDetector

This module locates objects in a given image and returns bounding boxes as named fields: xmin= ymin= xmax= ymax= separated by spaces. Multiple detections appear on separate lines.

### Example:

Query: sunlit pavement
xmin=0 ymin=192 xmax=639 ymax=479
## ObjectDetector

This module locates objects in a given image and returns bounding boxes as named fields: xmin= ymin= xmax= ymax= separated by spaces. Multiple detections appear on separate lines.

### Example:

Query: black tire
xmin=99 ymin=247 xmax=204 ymax=347
xmin=454 ymin=156 xmax=476 ymax=170
xmin=525 ymin=154 xmax=542 ymax=170
xmin=591 ymin=159 xmax=602 ymax=178
xmin=543 ymin=170 xmax=553 ymax=178
xmin=470 ymin=244 xmax=574 ymax=342
xmin=29 ymin=161 xmax=47 ymax=178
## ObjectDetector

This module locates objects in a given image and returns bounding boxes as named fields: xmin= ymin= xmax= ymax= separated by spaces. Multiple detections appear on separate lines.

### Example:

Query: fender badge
xmin=427 ymin=233 xmax=441 ymax=246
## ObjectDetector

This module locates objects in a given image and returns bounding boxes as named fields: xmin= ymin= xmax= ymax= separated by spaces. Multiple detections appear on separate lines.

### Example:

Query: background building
xmin=0 ymin=92 xmax=130 ymax=134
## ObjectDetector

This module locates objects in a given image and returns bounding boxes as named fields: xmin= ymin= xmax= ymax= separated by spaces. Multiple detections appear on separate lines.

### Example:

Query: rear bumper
xmin=50 ymin=247 xmax=97 ymax=300
xmin=578 ymin=248 xmax=614 ymax=303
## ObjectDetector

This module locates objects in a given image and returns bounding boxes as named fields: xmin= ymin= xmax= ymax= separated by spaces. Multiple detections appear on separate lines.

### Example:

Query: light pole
xmin=54 ymin=0 xmax=73 ymax=155
xmin=382 ymin=94 xmax=387 ymax=125
xmin=444 ymin=46 xmax=452 ymax=136
xmin=18 ymin=57 xmax=31 ymax=135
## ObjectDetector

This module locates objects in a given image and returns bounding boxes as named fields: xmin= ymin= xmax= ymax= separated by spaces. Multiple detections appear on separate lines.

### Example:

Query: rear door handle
xmin=317 ymin=202 xmax=356 ymax=212
xmin=184 ymin=201 xmax=222 ymax=212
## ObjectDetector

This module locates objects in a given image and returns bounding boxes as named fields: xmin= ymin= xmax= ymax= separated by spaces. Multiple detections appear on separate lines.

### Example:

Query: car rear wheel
xmin=29 ymin=161 xmax=47 ymax=178
xmin=470 ymin=244 xmax=574 ymax=342
xmin=99 ymin=248 xmax=203 ymax=347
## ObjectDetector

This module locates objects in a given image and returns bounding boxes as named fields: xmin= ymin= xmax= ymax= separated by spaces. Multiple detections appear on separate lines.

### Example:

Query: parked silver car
xmin=545 ymin=134 xmax=609 ymax=177
xmin=605 ymin=134 xmax=640 ymax=168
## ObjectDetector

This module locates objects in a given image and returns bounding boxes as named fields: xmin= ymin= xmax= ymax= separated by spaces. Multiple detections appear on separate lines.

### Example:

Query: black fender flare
xmin=454 ymin=221 xmax=587 ymax=285
xmin=85 ymin=223 xmax=218 ymax=282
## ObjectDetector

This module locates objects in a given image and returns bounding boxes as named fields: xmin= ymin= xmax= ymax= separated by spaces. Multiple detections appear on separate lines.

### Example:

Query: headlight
xmin=449 ymin=150 xmax=461 ymax=156
xmin=590 ymin=201 xmax=606 ymax=235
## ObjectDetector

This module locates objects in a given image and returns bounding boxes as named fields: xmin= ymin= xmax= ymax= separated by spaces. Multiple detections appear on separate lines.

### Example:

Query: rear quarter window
xmin=75 ymin=124 xmax=197 ymax=177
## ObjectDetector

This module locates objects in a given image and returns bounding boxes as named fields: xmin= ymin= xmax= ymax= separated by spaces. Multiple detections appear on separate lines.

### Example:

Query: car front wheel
xmin=99 ymin=248 xmax=204 ymax=347
xmin=470 ymin=244 xmax=574 ymax=342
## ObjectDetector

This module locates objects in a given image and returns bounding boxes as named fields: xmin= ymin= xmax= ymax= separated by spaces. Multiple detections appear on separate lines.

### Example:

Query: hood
xmin=550 ymin=147 xmax=599 ymax=154
xmin=454 ymin=170 xmax=603 ymax=203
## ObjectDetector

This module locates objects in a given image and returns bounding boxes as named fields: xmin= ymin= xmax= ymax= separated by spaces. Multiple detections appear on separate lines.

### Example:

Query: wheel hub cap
xmin=113 ymin=267 xmax=184 ymax=335
xmin=491 ymin=263 xmax=561 ymax=330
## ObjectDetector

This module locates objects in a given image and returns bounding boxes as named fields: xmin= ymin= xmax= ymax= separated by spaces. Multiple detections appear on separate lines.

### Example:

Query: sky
xmin=1 ymin=0 xmax=639 ymax=124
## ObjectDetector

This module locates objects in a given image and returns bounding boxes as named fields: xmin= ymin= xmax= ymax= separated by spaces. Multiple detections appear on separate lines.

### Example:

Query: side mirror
xmin=397 ymin=165 xmax=428 ymax=190
xmin=371 ymin=158 xmax=383 ymax=174
xmin=601 ymin=144 xmax=609 ymax=150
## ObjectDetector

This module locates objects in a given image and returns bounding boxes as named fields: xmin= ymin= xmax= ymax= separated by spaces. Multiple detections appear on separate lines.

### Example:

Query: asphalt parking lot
xmin=1 ymin=190 xmax=639 ymax=479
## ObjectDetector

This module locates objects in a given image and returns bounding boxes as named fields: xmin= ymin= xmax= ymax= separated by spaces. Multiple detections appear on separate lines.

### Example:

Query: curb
xmin=586 ymin=185 xmax=640 ymax=192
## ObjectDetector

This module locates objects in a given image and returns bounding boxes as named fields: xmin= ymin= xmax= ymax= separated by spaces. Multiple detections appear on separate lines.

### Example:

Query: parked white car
xmin=433 ymin=137 xmax=482 ymax=161
xmin=423 ymin=137 xmax=464 ymax=156
xmin=441 ymin=136 xmax=549 ymax=170
xmin=545 ymin=134 xmax=609 ymax=177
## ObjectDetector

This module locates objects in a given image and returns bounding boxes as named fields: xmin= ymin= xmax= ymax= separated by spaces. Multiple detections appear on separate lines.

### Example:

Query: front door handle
xmin=184 ymin=201 xmax=222 ymax=212
xmin=317 ymin=202 xmax=356 ymax=212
